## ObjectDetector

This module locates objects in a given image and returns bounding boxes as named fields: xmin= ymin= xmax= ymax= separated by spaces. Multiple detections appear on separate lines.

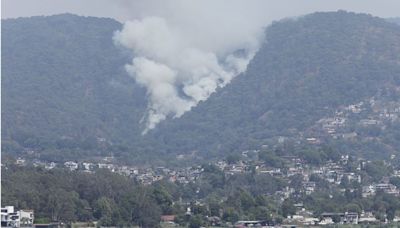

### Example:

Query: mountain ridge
xmin=149 ymin=11 xmax=400 ymax=159
xmin=3 ymin=11 xmax=400 ymax=163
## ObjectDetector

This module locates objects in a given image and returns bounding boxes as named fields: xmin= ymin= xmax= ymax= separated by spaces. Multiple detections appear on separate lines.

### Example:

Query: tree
xmin=252 ymin=206 xmax=271 ymax=220
xmin=45 ymin=189 xmax=78 ymax=222
xmin=152 ymin=187 xmax=173 ymax=214
xmin=226 ymin=154 xmax=241 ymax=164
xmin=365 ymin=161 xmax=391 ymax=182
xmin=281 ymin=199 xmax=296 ymax=218
xmin=189 ymin=215 xmax=203 ymax=228
xmin=130 ymin=188 xmax=162 ymax=228
xmin=222 ymin=207 xmax=239 ymax=223
xmin=390 ymin=177 xmax=400 ymax=188
xmin=93 ymin=197 xmax=116 ymax=226
xmin=208 ymin=200 xmax=221 ymax=217
xmin=259 ymin=150 xmax=284 ymax=168
xmin=239 ymin=191 xmax=255 ymax=211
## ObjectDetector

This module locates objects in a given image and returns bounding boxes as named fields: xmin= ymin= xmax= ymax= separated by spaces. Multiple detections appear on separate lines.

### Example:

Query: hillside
xmin=1 ymin=14 xmax=149 ymax=160
xmin=151 ymin=11 xmax=400 ymax=159
xmin=3 ymin=11 xmax=400 ymax=164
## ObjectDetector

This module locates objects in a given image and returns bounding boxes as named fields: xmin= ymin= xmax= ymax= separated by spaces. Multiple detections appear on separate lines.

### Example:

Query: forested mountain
xmin=2 ymin=14 xmax=150 ymax=160
xmin=151 ymin=11 xmax=400 ymax=159
xmin=3 ymin=11 xmax=400 ymax=163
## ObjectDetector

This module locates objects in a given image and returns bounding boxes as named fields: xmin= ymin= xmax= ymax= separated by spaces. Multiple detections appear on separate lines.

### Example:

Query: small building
xmin=45 ymin=162 xmax=57 ymax=170
xmin=1 ymin=206 xmax=16 ymax=227
xmin=302 ymin=181 xmax=316 ymax=195
xmin=160 ymin=215 xmax=175 ymax=223
xmin=64 ymin=161 xmax=78 ymax=171
xmin=359 ymin=211 xmax=377 ymax=224
xmin=235 ymin=220 xmax=275 ymax=227
xmin=1 ymin=206 xmax=34 ymax=227
xmin=320 ymin=212 xmax=358 ymax=225
xmin=19 ymin=209 xmax=34 ymax=227
xmin=15 ymin=158 xmax=26 ymax=166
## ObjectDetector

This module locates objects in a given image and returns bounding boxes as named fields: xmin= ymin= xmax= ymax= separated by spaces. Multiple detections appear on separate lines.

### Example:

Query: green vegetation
xmin=3 ymin=149 xmax=400 ymax=227
xmin=3 ymin=12 xmax=400 ymax=164
xmin=151 ymin=11 xmax=400 ymax=160
xmin=1 ymin=14 xmax=159 ymax=163
xmin=2 ymin=165 xmax=164 ymax=227
xmin=2 ymin=163 xmax=285 ymax=226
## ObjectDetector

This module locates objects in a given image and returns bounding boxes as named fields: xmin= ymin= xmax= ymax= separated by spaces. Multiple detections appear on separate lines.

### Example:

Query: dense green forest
xmin=1 ymin=14 xmax=160 ymax=162
xmin=3 ymin=11 xmax=400 ymax=164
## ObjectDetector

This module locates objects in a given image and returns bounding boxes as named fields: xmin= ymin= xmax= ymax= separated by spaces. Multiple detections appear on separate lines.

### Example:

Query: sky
xmin=2 ymin=0 xmax=400 ymax=22
xmin=3 ymin=0 xmax=400 ymax=131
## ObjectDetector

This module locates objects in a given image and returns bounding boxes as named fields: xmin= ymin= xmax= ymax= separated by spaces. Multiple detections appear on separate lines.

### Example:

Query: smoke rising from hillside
xmin=114 ymin=1 xmax=270 ymax=133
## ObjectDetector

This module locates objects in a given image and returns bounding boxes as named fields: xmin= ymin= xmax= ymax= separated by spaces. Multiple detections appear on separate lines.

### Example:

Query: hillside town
xmin=5 ymin=149 xmax=400 ymax=227
xmin=307 ymin=88 xmax=400 ymax=144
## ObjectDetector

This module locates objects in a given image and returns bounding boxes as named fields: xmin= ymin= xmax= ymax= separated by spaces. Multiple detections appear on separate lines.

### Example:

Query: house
xmin=362 ymin=185 xmax=375 ymax=197
xmin=64 ymin=161 xmax=78 ymax=171
xmin=160 ymin=215 xmax=175 ymax=223
xmin=287 ymin=214 xmax=318 ymax=226
xmin=15 ymin=158 xmax=26 ymax=166
xmin=360 ymin=119 xmax=380 ymax=126
xmin=375 ymin=183 xmax=399 ymax=195
xmin=320 ymin=212 xmax=358 ymax=225
xmin=235 ymin=220 xmax=275 ymax=227
xmin=318 ymin=216 xmax=334 ymax=225
xmin=45 ymin=162 xmax=57 ymax=170
xmin=82 ymin=162 xmax=94 ymax=171
xmin=234 ymin=220 xmax=275 ymax=228
xmin=207 ymin=216 xmax=222 ymax=226
xmin=97 ymin=163 xmax=115 ymax=172
xmin=306 ymin=137 xmax=320 ymax=144
xmin=1 ymin=206 xmax=34 ymax=227
xmin=19 ymin=210 xmax=34 ymax=227
xmin=302 ymin=181 xmax=316 ymax=195
xmin=359 ymin=211 xmax=377 ymax=224
xmin=343 ymin=212 xmax=359 ymax=224
xmin=1 ymin=206 xmax=15 ymax=227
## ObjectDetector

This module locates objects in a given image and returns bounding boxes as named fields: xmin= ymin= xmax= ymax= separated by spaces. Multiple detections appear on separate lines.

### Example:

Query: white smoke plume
xmin=113 ymin=1 xmax=270 ymax=133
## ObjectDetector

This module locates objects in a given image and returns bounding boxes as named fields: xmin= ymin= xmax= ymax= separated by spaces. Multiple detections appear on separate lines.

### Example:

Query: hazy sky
xmin=2 ymin=0 xmax=400 ymax=22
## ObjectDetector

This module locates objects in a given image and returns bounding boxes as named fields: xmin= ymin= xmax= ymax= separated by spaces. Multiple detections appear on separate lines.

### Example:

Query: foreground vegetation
xmin=2 ymin=152 xmax=400 ymax=227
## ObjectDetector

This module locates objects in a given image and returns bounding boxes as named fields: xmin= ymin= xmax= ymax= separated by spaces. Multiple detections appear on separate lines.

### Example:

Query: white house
xmin=1 ymin=206 xmax=34 ymax=227
xmin=64 ymin=161 xmax=78 ymax=171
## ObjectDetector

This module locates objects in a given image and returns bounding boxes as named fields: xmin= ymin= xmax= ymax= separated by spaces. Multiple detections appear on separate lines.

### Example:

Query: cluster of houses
xmin=362 ymin=181 xmax=400 ymax=197
xmin=11 ymin=149 xmax=400 ymax=226
xmin=14 ymin=157 xmax=204 ymax=186
xmin=286 ymin=209 xmax=359 ymax=226
xmin=308 ymin=94 xmax=400 ymax=143
xmin=285 ymin=207 xmax=400 ymax=226
xmin=15 ymin=152 xmax=400 ymax=199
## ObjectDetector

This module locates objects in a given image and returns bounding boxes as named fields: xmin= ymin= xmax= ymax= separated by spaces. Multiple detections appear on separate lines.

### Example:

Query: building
xmin=19 ymin=210 xmax=34 ymax=227
xmin=320 ymin=212 xmax=358 ymax=225
xmin=1 ymin=206 xmax=16 ymax=227
xmin=302 ymin=181 xmax=316 ymax=195
xmin=1 ymin=206 xmax=34 ymax=227
xmin=160 ymin=215 xmax=175 ymax=223
xmin=15 ymin=158 xmax=26 ymax=166
xmin=235 ymin=220 xmax=275 ymax=227
xmin=64 ymin=161 xmax=78 ymax=171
